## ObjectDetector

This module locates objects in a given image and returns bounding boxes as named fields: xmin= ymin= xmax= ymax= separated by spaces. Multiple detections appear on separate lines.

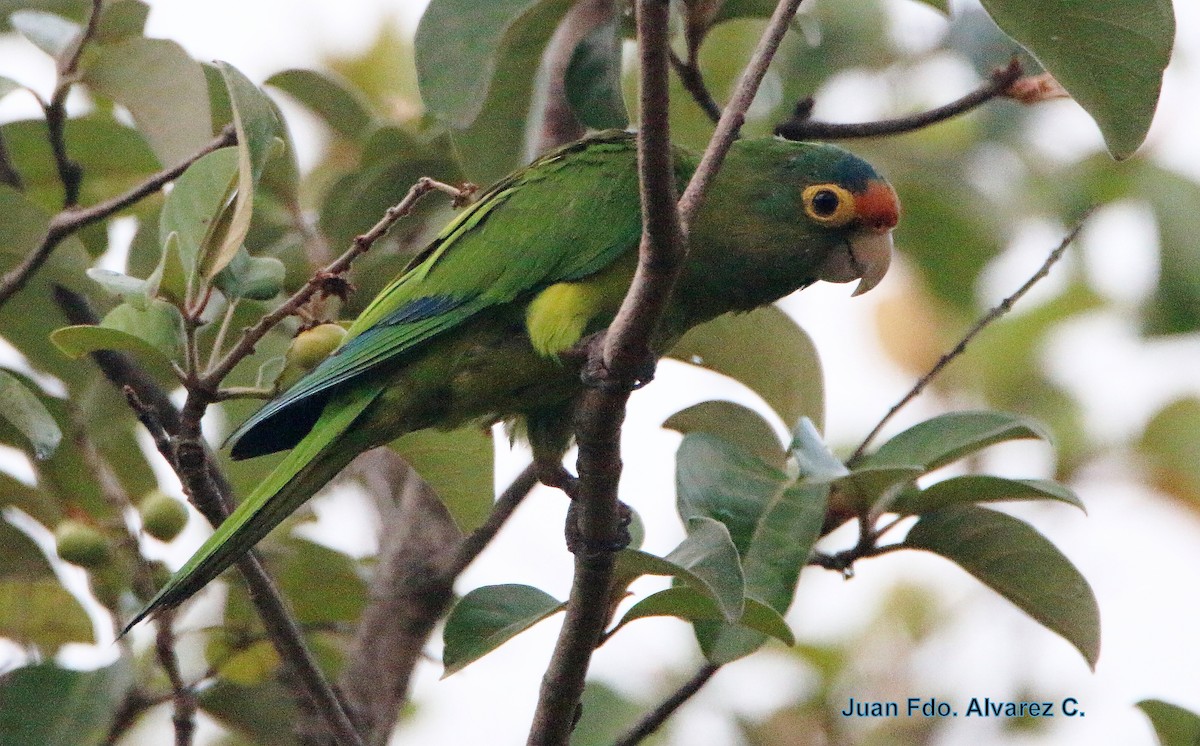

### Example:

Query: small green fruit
xmin=286 ymin=323 xmax=347 ymax=371
xmin=55 ymin=520 xmax=112 ymax=568
xmin=139 ymin=491 xmax=189 ymax=542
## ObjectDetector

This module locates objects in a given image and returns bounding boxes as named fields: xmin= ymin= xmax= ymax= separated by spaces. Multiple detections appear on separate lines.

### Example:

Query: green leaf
xmin=442 ymin=584 xmax=563 ymax=676
xmin=0 ymin=471 xmax=59 ymax=526
xmin=415 ymin=0 xmax=574 ymax=182
xmin=832 ymin=465 xmax=925 ymax=514
xmin=203 ymin=62 xmax=279 ymax=278
xmin=198 ymin=678 xmax=299 ymax=746
xmin=789 ymin=417 xmax=848 ymax=482
xmin=978 ymin=0 xmax=1174 ymax=159
xmin=1142 ymin=169 xmax=1200 ymax=336
xmin=159 ymin=146 xmax=239 ymax=282
xmin=675 ymin=433 xmax=788 ymax=554
xmin=564 ymin=17 xmax=628 ymax=129
xmin=0 ymin=517 xmax=54 ymax=581
xmin=0 ymin=661 xmax=132 ymax=746
xmin=741 ymin=481 xmax=828 ymax=614
xmin=266 ymin=68 xmax=375 ymax=141
xmin=0 ymin=369 xmax=61 ymax=459
xmin=860 ymin=410 xmax=1050 ymax=472
xmin=905 ymin=505 xmax=1100 ymax=669
xmin=145 ymin=231 xmax=188 ymax=306
xmin=94 ymin=0 xmax=149 ymax=42
xmin=616 ymin=588 xmax=794 ymax=645
xmin=0 ymin=577 xmax=95 ymax=653
xmin=663 ymin=400 xmax=784 ymax=469
xmin=390 ymin=426 xmax=494 ymax=534
xmin=1136 ymin=699 xmax=1200 ymax=746
xmin=83 ymin=37 xmax=212 ymax=167
xmin=84 ymin=267 xmax=149 ymax=307
xmin=665 ymin=517 xmax=745 ymax=621
xmin=51 ymin=299 xmax=185 ymax=363
xmin=892 ymin=475 xmax=1085 ymax=515
xmin=213 ymin=246 xmax=286 ymax=301
xmin=10 ymin=10 xmax=79 ymax=59
xmin=272 ymin=537 xmax=368 ymax=625
xmin=669 ymin=305 xmax=824 ymax=431
xmin=1139 ymin=397 xmax=1200 ymax=501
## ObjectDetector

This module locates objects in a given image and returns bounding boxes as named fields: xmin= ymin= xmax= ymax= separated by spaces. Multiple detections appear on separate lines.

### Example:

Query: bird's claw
xmin=573 ymin=333 xmax=657 ymax=391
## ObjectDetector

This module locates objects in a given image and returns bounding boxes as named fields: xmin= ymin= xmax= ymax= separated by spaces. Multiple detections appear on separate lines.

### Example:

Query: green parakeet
xmin=127 ymin=131 xmax=898 ymax=628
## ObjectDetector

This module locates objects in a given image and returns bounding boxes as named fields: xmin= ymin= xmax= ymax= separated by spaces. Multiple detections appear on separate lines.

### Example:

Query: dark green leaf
xmin=272 ymin=537 xmax=368 ymax=625
xmin=665 ymin=517 xmax=745 ymax=621
xmin=0 ymin=517 xmax=54 ymax=581
xmin=0 ymin=661 xmax=132 ymax=746
xmin=741 ymin=481 xmax=827 ymax=614
xmin=669 ymin=305 xmax=823 ymax=430
xmin=905 ymin=505 xmax=1100 ymax=669
xmin=442 ymin=584 xmax=563 ymax=676
xmin=415 ymin=0 xmax=574 ymax=182
xmin=616 ymin=588 xmax=794 ymax=646
xmin=832 ymin=465 xmax=924 ymax=514
xmin=83 ymin=37 xmax=212 ymax=167
xmin=266 ymin=68 xmax=375 ymax=141
xmin=213 ymin=246 xmax=286 ymax=301
xmin=10 ymin=10 xmax=79 ymax=59
xmin=198 ymin=679 xmax=299 ymax=746
xmin=978 ymin=0 xmax=1174 ymax=159
xmin=1136 ymin=699 xmax=1200 ymax=746
xmin=860 ymin=410 xmax=1050 ymax=472
xmin=892 ymin=475 xmax=1085 ymax=515
xmin=564 ymin=17 xmax=627 ymax=129
xmin=389 ymin=426 xmax=494 ymax=534
xmin=663 ymin=400 xmax=785 ymax=468
xmin=675 ymin=433 xmax=787 ymax=554
xmin=0 ymin=369 xmax=61 ymax=459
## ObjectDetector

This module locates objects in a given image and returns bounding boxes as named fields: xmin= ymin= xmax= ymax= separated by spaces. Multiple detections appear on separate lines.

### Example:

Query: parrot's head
xmin=787 ymin=143 xmax=899 ymax=296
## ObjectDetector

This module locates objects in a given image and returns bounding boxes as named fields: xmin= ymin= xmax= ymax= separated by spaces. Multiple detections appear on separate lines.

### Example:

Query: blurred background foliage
xmin=0 ymin=0 xmax=1196 ymax=743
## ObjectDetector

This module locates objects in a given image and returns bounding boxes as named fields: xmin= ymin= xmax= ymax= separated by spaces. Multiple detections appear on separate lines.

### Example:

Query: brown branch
xmin=534 ymin=0 xmax=616 ymax=154
xmin=669 ymin=50 xmax=722 ymax=125
xmin=0 ymin=126 xmax=236 ymax=311
xmin=44 ymin=0 xmax=104 ymax=207
xmin=446 ymin=462 xmax=539 ymax=579
xmin=847 ymin=211 xmax=1090 ymax=467
xmin=529 ymin=2 xmax=806 ymax=742
xmin=51 ymin=285 xmax=364 ymax=746
xmin=203 ymin=177 xmax=471 ymax=386
xmin=613 ymin=663 xmax=721 ymax=746
xmin=774 ymin=58 xmax=1025 ymax=142
xmin=677 ymin=0 xmax=807 ymax=231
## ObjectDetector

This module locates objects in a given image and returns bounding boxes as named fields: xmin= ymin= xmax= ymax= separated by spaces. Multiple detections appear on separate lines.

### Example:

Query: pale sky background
xmin=3 ymin=1 xmax=1200 ymax=744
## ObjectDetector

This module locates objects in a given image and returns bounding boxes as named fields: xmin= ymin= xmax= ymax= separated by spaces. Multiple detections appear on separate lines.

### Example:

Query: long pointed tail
xmin=125 ymin=384 xmax=385 ymax=631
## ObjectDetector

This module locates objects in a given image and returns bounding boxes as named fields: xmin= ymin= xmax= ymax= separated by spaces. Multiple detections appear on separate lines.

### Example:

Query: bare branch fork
xmin=527 ymin=0 xmax=807 ymax=743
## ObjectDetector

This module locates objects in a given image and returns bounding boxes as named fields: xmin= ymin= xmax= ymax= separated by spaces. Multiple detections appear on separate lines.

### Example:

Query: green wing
xmin=230 ymin=131 xmax=654 ymax=458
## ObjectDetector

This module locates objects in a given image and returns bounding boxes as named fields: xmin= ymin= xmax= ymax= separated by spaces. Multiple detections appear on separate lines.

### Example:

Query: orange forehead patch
xmin=856 ymin=180 xmax=900 ymax=233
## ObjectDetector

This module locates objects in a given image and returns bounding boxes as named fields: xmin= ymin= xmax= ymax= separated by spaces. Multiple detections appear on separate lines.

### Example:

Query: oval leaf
xmin=389 ymin=426 xmax=495 ymax=534
xmin=616 ymin=588 xmax=794 ymax=646
xmin=0 ymin=661 xmax=132 ymax=746
xmin=0 ymin=370 xmax=61 ymax=459
xmin=214 ymin=247 xmax=286 ymax=301
xmin=740 ymin=482 xmax=829 ymax=614
xmin=664 ymin=400 xmax=785 ymax=469
xmin=159 ymin=147 xmax=239 ymax=280
xmin=860 ymin=410 xmax=1049 ymax=473
xmin=1136 ymin=699 xmax=1200 ymax=746
xmin=51 ymin=299 xmax=184 ymax=363
xmin=979 ymin=0 xmax=1174 ymax=159
xmin=669 ymin=305 xmax=824 ymax=431
xmin=904 ymin=505 xmax=1100 ymax=669
xmin=266 ymin=68 xmax=374 ymax=141
xmin=10 ymin=10 xmax=80 ymax=59
xmin=665 ymin=517 xmax=745 ymax=621
xmin=442 ymin=584 xmax=563 ymax=677
xmin=892 ymin=475 xmax=1085 ymax=515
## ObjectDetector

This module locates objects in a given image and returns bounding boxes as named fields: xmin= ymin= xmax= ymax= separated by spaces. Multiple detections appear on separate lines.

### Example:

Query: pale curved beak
xmin=815 ymin=228 xmax=894 ymax=296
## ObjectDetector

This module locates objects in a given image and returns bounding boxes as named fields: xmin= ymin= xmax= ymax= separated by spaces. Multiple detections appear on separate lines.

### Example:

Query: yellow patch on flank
xmin=525 ymin=282 xmax=602 ymax=358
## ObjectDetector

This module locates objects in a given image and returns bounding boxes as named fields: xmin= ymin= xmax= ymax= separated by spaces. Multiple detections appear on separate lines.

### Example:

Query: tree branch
xmin=669 ymin=50 xmax=722 ymax=125
xmin=847 ymin=209 xmax=1091 ymax=466
xmin=613 ymin=663 xmax=721 ymax=746
xmin=42 ymin=0 xmax=104 ymax=207
xmin=51 ymin=285 xmax=364 ymax=746
xmin=534 ymin=0 xmax=616 ymax=154
xmin=774 ymin=58 xmax=1025 ymax=142
xmin=0 ymin=126 xmax=237 ymax=312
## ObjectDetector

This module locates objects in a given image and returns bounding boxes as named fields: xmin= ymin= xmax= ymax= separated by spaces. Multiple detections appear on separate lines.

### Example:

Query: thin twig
xmin=445 ymin=463 xmax=539 ymax=580
xmin=848 ymin=210 xmax=1092 ymax=466
xmin=613 ymin=663 xmax=721 ymax=746
xmin=0 ymin=126 xmax=237 ymax=311
xmin=42 ymin=0 xmax=104 ymax=207
xmin=51 ymin=286 xmax=364 ymax=746
xmin=203 ymin=177 xmax=470 ymax=386
xmin=677 ymin=0 xmax=806 ymax=231
xmin=155 ymin=609 xmax=197 ymax=746
xmin=668 ymin=50 xmax=722 ymax=125
xmin=774 ymin=58 xmax=1024 ymax=141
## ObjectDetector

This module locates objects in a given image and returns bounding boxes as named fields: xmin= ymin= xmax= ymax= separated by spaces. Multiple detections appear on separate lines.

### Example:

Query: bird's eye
xmin=802 ymin=184 xmax=856 ymax=227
